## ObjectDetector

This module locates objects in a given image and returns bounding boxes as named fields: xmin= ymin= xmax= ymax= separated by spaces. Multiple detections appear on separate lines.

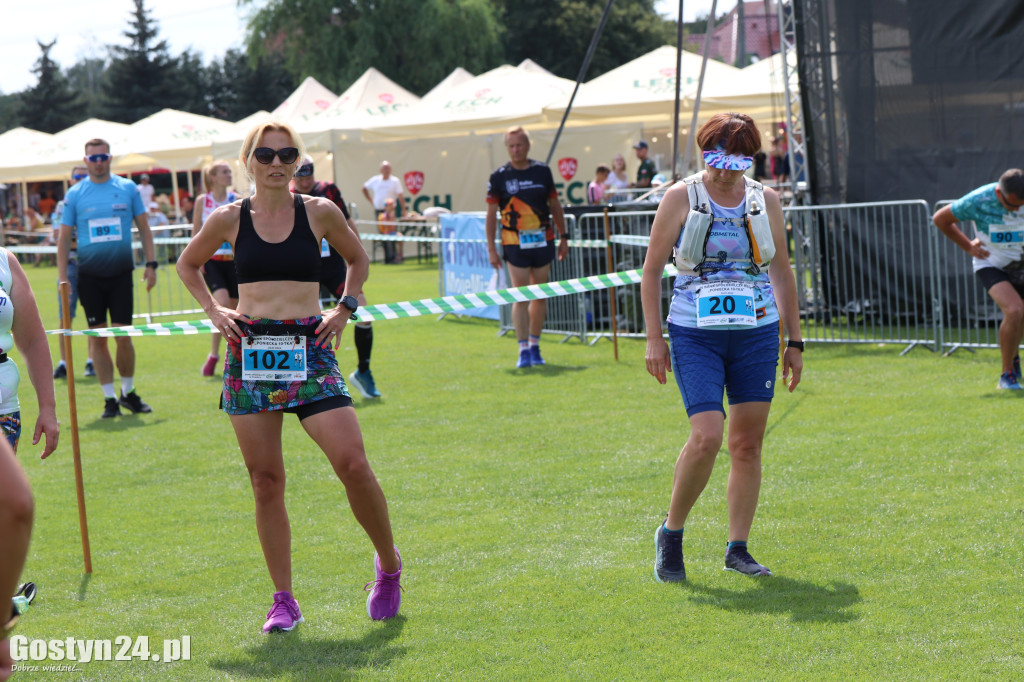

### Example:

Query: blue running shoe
xmin=998 ymin=371 xmax=1022 ymax=390
xmin=529 ymin=346 xmax=545 ymax=366
xmin=724 ymin=546 xmax=771 ymax=576
xmin=654 ymin=524 xmax=685 ymax=583
xmin=1014 ymin=355 xmax=1022 ymax=382
xmin=349 ymin=369 xmax=381 ymax=398
xmin=516 ymin=349 xmax=531 ymax=368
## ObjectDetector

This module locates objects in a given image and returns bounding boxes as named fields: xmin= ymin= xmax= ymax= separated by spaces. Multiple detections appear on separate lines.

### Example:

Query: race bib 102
xmin=241 ymin=336 xmax=307 ymax=381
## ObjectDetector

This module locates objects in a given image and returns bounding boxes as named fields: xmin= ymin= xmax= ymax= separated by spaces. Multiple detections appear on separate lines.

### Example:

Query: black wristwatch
xmin=340 ymin=295 xmax=358 ymax=313
xmin=145 ymin=261 xmax=158 ymax=269
xmin=787 ymin=339 xmax=805 ymax=351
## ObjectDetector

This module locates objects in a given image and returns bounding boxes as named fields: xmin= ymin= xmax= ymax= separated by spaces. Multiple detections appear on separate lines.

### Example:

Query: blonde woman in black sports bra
xmin=176 ymin=121 xmax=402 ymax=633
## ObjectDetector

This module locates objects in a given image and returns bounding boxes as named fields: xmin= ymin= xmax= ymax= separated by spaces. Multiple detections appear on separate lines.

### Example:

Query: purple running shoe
xmin=365 ymin=548 xmax=403 ymax=620
xmin=263 ymin=591 xmax=303 ymax=633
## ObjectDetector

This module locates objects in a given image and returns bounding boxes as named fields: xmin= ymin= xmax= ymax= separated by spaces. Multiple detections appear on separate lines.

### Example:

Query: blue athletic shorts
xmin=668 ymin=323 xmax=780 ymax=417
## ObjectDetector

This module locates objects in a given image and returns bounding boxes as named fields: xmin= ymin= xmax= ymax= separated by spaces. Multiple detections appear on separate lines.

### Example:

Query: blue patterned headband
xmin=702 ymin=144 xmax=753 ymax=171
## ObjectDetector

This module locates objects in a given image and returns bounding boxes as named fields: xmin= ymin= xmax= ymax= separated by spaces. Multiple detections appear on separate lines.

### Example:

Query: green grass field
xmin=8 ymin=259 xmax=1023 ymax=680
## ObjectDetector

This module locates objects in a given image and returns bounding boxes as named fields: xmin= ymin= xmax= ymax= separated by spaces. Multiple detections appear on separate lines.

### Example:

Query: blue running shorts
xmin=668 ymin=323 xmax=780 ymax=417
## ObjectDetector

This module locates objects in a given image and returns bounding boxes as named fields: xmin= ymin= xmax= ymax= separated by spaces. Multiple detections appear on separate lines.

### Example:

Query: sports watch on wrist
xmin=145 ymin=261 xmax=158 ymax=269
xmin=787 ymin=339 xmax=805 ymax=351
xmin=339 ymin=295 xmax=359 ymax=321
xmin=340 ymin=295 xmax=358 ymax=312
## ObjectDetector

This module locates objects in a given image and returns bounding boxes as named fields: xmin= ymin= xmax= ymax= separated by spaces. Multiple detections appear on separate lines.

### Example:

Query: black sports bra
xmin=234 ymin=195 xmax=321 ymax=284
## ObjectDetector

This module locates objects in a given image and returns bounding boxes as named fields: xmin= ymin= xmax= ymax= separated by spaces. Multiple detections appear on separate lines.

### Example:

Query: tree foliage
xmin=243 ymin=0 xmax=673 ymax=97
xmin=19 ymin=40 xmax=85 ymax=133
xmin=0 ymin=93 xmax=21 ymax=132
xmin=495 ymin=0 xmax=674 ymax=81
xmin=205 ymin=49 xmax=296 ymax=122
xmin=102 ymin=0 xmax=177 ymax=122
xmin=66 ymin=57 xmax=108 ymax=120
xmin=4 ymin=0 xmax=681 ymax=134
xmin=242 ymin=0 xmax=505 ymax=95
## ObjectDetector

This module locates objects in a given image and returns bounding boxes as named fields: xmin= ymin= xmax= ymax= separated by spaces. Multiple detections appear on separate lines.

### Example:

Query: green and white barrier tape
xmin=47 ymin=265 xmax=678 ymax=336
xmin=360 ymin=233 xmax=609 ymax=248
xmin=608 ymin=234 xmax=651 ymax=247
xmin=10 ymin=234 xmax=623 ymax=256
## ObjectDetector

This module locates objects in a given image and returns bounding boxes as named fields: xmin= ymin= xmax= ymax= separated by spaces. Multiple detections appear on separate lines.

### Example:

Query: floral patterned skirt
xmin=220 ymin=316 xmax=350 ymax=415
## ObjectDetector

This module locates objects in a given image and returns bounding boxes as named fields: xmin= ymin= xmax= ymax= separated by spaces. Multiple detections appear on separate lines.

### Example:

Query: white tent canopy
xmin=271 ymin=76 xmax=338 ymax=125
xmin=118 ymin=109 xmax=241 ymax=170
xmin=544 ymin=45 xmax=744 ymax=122
xmin=297 ymin=67 xmax=419 ymax=133
xmin=0 ymin=127 xmax=53 ymax=154
xmin=364 ymin=64 xmax=575 ymax=140
xmin=517 ymin=59 xmax=556 ymax=77
xmin=421 ymin=67 xmax=474 ymax=103
xmin=698 ymin=52 xmax=790 ymax=122
xmin=233 ymin=110 xmax=273 ymax=134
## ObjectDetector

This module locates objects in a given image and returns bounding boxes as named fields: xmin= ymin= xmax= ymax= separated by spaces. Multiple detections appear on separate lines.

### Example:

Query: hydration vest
xmin=672 ymin=173 xmax=775 ymax=276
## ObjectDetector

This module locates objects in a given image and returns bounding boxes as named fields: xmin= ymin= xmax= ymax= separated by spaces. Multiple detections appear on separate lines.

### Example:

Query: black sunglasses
xmin=253 ymin=147 xmax=299 ymax=165
xmin=294 ymin=163 xmax=314 ymax=177
xmin=86 ymin=153 xmax=111 ymax=163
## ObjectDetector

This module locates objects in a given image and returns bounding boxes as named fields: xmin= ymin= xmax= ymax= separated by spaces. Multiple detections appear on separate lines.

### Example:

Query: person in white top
xmin=192 ymin=160 xmax=239 ymax=377
xmin=605 ymin=153 xmax=631 ymax=202
xmin=147 ymin=202 xmax=169 ymax=227
xmin=362 ymin=161 xmax=406 ymax=263
xmin=136 ymin=173 xmax=155 ymax=206
xmin=361 ymin=161 xmax=406 ymax=215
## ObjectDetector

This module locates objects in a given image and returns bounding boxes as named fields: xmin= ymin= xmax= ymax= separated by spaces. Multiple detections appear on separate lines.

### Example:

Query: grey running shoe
xmin=724 ymin=546 xmax=772 ymax=576
xmin=84 ymin=360 xmax=96 ymax=377
xmin=654 ymin=524 xmax=685 ymax=582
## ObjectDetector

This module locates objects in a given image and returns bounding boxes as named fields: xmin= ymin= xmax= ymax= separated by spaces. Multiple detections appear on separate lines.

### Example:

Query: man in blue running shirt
xmin=57 ymin=139 xmax=158 ymax=418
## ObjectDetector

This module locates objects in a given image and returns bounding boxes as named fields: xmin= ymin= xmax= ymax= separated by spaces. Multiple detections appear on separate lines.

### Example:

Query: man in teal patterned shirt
xmin=933 ymin=168 xmax=1024 ymax=389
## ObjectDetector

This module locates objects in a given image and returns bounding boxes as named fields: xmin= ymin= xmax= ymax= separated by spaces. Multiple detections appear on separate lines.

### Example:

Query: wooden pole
xmin=60 ymin=281 xmax=91 ymax=574
xmin=603 ymin=208 xmax=619 ymax=361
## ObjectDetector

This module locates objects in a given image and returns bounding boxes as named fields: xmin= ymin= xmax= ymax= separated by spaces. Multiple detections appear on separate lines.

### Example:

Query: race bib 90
xmin=988 ymin=224 xmax=1024 ymax=245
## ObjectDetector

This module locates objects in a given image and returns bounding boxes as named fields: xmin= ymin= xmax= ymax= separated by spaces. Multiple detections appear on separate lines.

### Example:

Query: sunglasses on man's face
xmin=253 ymin=147 xmax=299 ymax=165
xmin=294 ymin=163 xmax=314 ymax=178
xmin=72 ymin=173 xmax=87 ymax=181
xmin=86 ymin=153 xmax=111 ymax=163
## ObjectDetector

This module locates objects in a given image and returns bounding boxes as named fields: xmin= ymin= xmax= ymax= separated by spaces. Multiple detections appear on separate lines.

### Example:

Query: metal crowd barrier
xmin=29 ymin=199 xmax=1005 ymax=355
xmin=484 ymin=199 xmax=1005 ymax=356
xmin=787 ymin=200 xmax=938 ymax=354
xmin=929 ymin=199 xmax=1002 ymax=355
xmin=495 ymin=215 xmax=586 ymax=341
